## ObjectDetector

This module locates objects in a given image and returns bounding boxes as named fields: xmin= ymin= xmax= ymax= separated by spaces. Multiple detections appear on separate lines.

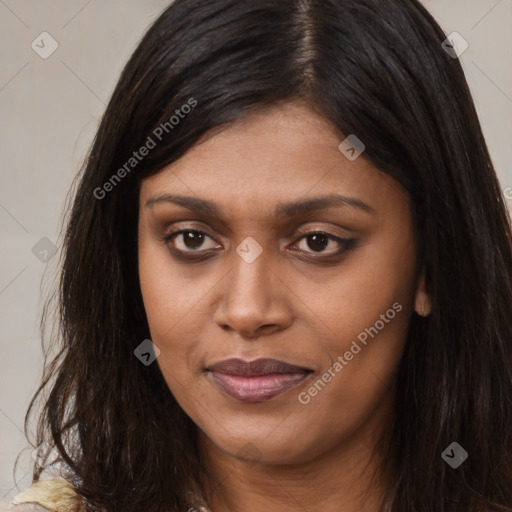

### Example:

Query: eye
xmin=291 ymin=231 xmax=353 ymax=257
xmin=163 ymin=228 xmax=354 ymax=262
xmin=164 ymin=229 xmax=220 ymax=254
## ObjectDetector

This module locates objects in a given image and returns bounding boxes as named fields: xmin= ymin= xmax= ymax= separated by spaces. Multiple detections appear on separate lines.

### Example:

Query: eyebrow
xmin=145 ymin=193 xmax=375 ymax=219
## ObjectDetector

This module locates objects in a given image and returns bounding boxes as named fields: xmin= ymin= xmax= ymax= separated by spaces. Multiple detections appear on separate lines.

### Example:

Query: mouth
xmin=205 ymin=358 xmax=313 ymax=403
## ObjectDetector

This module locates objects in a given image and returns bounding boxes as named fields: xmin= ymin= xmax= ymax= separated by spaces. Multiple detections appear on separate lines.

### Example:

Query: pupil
xmin=184 ymin=231 xmax=204 ymax=249
xmin=308 ymin=234 xmax=328 ymax=252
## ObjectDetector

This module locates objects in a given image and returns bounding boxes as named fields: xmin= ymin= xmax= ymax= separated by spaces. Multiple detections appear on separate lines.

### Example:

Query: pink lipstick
xmin=206 ymin=358 xmax=312 ymax=403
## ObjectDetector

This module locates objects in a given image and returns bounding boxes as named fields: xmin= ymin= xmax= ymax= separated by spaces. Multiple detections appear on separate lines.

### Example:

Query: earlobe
xmin=414 ymin=268 xmax=432 ymax=317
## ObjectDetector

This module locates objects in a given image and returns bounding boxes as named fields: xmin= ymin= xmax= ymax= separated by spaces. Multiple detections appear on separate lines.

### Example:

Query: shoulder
xmin=0 ymin=505 xmax=52 ymax=512
xmin=1 ymin=476 xmax=85 ymax=512
xmin=0 ymin=504 xmax=53 ymax=512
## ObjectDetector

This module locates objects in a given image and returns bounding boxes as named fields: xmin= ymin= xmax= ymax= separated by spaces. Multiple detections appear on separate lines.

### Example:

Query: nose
xmin=213 ymin=246 xmax=294 ymax=339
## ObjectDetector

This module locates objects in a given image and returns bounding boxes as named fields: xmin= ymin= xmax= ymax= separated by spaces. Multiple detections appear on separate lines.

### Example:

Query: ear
xmin=414 ymin=267 xmax=432 ymax=317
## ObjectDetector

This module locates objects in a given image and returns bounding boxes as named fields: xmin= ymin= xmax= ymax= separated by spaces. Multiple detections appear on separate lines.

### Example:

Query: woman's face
xmin=138 ymin=101 xmax=429 ymax=465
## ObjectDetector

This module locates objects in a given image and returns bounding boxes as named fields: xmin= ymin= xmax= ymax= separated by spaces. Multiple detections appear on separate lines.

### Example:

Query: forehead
xmin=139 ymin=101 xmax=407 ymax=220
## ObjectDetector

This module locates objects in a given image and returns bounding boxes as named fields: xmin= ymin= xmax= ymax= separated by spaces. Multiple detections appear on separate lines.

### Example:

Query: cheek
xmin=138 ymin=235 xmax=211 ymax=332
xmin=293 ymin=229 xmax=416 ymax=352
xmin=290 ymin=225 xmax=415 ymax=416
xmin=293 ymin=300 xmax=410 ymax=455
xmin=138 ymin=237 xmax=195 ymax=377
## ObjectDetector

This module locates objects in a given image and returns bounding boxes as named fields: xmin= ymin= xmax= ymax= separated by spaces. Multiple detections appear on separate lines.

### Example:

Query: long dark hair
xmin=20 ymin=0 xmax=512 ymax=510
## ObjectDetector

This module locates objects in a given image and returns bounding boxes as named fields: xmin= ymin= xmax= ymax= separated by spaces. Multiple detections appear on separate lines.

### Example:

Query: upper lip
xmin=206 ymin=358 xmax=312 ymax=377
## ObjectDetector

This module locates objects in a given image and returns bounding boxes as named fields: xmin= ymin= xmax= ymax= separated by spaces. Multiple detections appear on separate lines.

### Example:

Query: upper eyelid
xmin=164 ymin=227 xmax=220 ymax=243
xmin=162 ymin=218 xmax=353 ymax=237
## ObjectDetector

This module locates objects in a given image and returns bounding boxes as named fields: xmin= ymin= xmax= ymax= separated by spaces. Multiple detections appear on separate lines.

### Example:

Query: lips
xmin=206 ymin=358 xmax=312 ymax=403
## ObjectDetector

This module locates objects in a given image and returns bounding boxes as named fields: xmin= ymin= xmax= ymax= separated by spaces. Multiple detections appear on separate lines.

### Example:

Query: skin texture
xmin=138 ymin=101 xmax=431 ymax=512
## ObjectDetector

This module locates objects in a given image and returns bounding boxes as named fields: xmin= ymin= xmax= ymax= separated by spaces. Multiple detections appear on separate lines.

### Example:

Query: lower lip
xmin=208 ymin=371 xmax=310 ymax=403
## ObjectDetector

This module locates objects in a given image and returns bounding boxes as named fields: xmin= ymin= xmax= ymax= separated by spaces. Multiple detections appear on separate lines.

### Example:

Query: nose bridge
xmin=214 ymin=238 xmax=292 ymax=336
xmin=229 ymin=240 xmax=274 ymax=307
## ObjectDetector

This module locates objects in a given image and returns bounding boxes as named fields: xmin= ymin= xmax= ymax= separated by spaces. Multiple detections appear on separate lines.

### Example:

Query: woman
xmin=5 ymin=0 xmax=512 ymax=511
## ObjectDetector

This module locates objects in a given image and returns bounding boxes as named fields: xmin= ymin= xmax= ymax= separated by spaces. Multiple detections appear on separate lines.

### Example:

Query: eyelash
xmin=162 ymin=228 xmax=355 ymax=263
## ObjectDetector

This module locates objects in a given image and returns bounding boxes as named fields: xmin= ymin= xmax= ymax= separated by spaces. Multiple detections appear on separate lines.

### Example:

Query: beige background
xmin=1 ymin=0 xmax=511 ymax=504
